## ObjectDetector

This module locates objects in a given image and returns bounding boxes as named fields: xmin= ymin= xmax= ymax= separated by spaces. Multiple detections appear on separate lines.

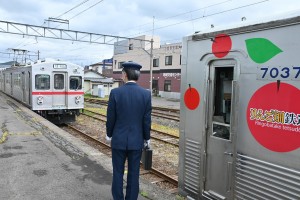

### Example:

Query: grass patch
xmin=152 ymin=123 xmax=179 ymax=137
xmin=140 ymin=191 xmax=149 ymax=198
xmin=84 ymin=94 xmax=109 ymax=101
xmin=84 ymin=107 xmax=107 ymax=115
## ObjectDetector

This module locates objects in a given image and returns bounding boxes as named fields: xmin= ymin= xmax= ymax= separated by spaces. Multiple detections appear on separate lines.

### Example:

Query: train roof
xmin=189 ymin=10 xmax=300 ymax=41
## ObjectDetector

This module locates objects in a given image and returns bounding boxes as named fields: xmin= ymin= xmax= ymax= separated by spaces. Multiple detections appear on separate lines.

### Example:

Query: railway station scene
xmin=0 ymin=1 xmax=300 ymax=200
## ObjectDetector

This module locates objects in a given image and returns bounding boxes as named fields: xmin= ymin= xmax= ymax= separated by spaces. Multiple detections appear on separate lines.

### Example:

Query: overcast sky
xmin=0 ymin=0 xmax=299 ymax=66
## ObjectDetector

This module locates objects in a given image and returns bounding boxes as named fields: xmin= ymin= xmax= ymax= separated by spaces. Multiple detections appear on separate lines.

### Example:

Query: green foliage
xmin=175 ymin=194 xmax=186 ymax=200
xmin=140 ymin=191 xmax=148 ymax=197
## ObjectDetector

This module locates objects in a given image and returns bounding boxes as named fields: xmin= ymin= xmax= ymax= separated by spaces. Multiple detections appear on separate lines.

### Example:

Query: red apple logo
xmin=247 ymin=82 xmax=300 ymax=152
xmin=212 ymin=34 xmax=232 ymax=58
xmin=184 ymin=87 xmax=200 ymax=110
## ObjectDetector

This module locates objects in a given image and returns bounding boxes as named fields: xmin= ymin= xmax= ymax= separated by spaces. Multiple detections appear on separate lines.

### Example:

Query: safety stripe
xmin=32 ymin=91 xmax=84 ymax=95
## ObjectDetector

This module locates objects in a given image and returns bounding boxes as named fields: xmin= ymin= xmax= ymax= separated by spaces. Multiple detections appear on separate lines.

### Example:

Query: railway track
xmin=84 ymin=98 xmax=180 ymax=122
xmin=81 ymin=109 xmax=179 ymax=147
xmin=64 ymin=123 xmax=178 ymax=189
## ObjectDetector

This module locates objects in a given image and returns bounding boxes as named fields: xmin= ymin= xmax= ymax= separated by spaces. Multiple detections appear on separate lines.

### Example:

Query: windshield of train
xmin=69 ymin=76 xmax=82 ymax=90
xmin=35 ymin=74 xmax=50 ymax=90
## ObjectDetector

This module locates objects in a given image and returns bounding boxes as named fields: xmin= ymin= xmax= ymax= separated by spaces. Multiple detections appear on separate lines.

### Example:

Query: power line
xmin=69 ymin=0 xmax=105 ymax=20
xmin=127 ymin=0 xmax=269 ymax=38
xmin=55 ymin=0 xmax=91 ymax=19
xmin=113 ymin=0 xmax=233 ymax=36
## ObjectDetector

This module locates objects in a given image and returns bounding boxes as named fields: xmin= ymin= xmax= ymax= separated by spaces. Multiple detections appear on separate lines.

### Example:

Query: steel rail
xmin=80 ymin=112 xmax=179 ymax=147
xmin=65 ymin=124 xmax=178 ymax=187
xmin=84 ymin=98 xmax=180 ymax=114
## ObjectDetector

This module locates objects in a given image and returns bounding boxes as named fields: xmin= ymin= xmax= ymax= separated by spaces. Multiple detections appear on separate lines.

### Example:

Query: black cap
xmin=122 ymin=61 xmax=142 ymax=70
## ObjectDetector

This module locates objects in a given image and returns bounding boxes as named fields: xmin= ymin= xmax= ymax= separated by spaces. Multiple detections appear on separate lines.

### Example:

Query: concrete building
xmin=84 ymin=70 xmax=117 ymax=97
xmin=112 ymin=35 xmax=182 ymax=99
xmin=85 ymin=59 xmax=113 ymax=75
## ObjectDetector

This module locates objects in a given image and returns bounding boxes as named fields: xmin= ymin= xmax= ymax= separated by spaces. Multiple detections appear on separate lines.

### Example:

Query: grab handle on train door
xmin=230 ymin=80 xmax=238 ymax=140
xmin=205 ymin=80 xmax=210 ymax=129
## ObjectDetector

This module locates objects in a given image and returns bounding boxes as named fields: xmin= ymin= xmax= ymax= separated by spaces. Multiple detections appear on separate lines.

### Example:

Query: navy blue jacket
xmin=106 ymin=82 xmax=152 ymax=150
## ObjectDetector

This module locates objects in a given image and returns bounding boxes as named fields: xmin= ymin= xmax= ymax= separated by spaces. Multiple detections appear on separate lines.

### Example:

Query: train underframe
xmin=37 ymin=109 xmax=81 ymax=124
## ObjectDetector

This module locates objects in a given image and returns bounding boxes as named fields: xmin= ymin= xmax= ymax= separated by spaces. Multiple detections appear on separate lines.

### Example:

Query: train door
xmin=10 ymin=73 xmax=13 ymax=95
xmin=53 ymin=72 xmax=66 ymax=107
xmin=203 ymin=60 xmax=238 ymax=199
xmin=28 ymin=72 xmax=31 ymax=106
xmin=22 ymin=72 xmax=26 ymax=102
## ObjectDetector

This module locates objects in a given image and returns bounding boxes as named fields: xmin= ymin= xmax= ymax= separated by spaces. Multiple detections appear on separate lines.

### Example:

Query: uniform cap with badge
xmin=122 ymin=61 xmax=142 ymax=70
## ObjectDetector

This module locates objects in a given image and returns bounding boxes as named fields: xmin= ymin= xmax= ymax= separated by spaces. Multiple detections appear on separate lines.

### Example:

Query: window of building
xmin=35 ymin=74 xmax=50 ymax=90
xmin=54 ymin=74 xmax=64 ymax=89
xmin=165 ymin=56 xmax=172 ymax=65
xmin=69 ymin=76 xmax=82 ymax=90
xmin=153 ymin=58 xmax=159 ymax=67
xmin=118 ymin=62 xmax=125 ymax=69
xmin=180 ymin=55 xmax=182 ymax=65
xmin=129 ymin=44 xmax=133 ymax=50
xmin=114 ymin=60 xmax=117 ymax=69
xmin=164 ymin=80 xmax=171 ymax=92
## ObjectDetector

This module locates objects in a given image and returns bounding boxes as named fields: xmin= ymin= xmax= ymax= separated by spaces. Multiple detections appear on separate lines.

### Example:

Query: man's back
xmin=106 ymin=82 xmax=151 ymax=150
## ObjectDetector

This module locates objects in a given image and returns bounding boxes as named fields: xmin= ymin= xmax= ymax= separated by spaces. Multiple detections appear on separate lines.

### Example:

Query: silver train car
xmin=178 ymin=16 xmax=300 ymax=199
xmin=0 ymin=58 xmax=84 ymax=124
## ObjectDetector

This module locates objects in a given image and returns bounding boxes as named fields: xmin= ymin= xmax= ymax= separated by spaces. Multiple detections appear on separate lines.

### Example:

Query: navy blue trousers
xmin=112 ymin=148 xmax=142 ymax=200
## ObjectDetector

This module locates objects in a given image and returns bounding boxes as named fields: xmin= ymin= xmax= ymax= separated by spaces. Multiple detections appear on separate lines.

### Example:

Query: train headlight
xmin=75 ymin=96 xmax=81 ymax=104
xmin=37 ymin=96 xmax=43 ymax=105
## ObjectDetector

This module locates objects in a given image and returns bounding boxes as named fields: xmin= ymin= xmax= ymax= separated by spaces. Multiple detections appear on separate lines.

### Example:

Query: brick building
xmin=112 ymin=35 xmax=181 ymax=99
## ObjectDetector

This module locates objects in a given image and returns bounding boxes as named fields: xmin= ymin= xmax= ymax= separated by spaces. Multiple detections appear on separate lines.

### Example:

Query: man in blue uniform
xmin=106 ymin=61 xmax=151 ymax=200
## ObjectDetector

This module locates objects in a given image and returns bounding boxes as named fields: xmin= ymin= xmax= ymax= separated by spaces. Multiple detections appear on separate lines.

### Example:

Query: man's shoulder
xmin=136 ymin=85 xmax=150 ymax=93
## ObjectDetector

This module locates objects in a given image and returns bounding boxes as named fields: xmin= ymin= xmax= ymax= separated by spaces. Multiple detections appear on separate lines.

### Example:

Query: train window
xmin=212 ymin=67 xmax=233 ymax=140
xmin=54 ymin=74 xmax=64 ymax=89
xmin=35 ymin=74 xmax=50 ymax=90
xmin=70 ymin=76 xmax=82 ymax=90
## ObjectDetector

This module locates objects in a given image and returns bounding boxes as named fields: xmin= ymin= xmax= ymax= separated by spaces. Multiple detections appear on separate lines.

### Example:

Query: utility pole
xmin=149 ymin=16 xmax=155 ymax=96
xmin=149 ymin=39 xmax=153 ymax=96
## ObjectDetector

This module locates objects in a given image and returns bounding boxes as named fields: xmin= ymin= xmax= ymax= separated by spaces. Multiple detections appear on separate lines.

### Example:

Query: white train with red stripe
xmin=0 ymin=58 xmax=84 ymax=124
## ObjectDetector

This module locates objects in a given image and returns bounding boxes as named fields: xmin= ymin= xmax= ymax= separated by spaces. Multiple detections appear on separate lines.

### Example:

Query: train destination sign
xmin=53 ymin=64 xmax=67 ymax=69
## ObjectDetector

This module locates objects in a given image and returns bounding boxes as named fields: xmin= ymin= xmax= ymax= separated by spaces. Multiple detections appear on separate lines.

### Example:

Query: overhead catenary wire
xmin=68 ymin=0 xmax=105 ymax=20
xmin=0 ymin=0 xmax=277 ymax=65
xmin=129 ymin=0 xmax=234 ymax=31
xmin=55 ymin=0 xmax=91 ymax=19
xmin=51 ymin=0 xmax=236 ymax=58
xmin=126 ymin=0 xmax=269 ymax=38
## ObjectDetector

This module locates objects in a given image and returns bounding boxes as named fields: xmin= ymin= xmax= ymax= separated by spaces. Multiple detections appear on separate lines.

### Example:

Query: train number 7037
xmin=257 ymin=66 xmax=300 ymax=80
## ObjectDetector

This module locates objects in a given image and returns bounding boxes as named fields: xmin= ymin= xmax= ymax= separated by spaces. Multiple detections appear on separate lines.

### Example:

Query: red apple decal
xmin=184 ymin=87 xmax=200 ymax=110
xmin=247 ymin=82 xmax=300 ymax=152
xmin=212 ymin=34 xmax=232 ymax=58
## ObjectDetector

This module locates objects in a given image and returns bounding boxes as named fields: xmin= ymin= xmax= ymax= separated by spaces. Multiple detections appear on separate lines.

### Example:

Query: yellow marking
xmin=9 ymin=131 xmax=42 ymax=136
xmin=0 ymin=132 xmax=8 ymax=144
xmin=124 ymin=170 xmax=128 ymax=174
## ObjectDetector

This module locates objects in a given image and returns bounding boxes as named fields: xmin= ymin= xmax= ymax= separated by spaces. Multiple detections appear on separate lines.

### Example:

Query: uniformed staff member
xmin=106 ymin=61 xmax=151 ymax=200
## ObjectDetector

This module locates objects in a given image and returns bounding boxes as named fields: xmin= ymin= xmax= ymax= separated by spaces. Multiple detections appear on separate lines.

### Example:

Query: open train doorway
xmin=204 ymin=60 xmax=238 ymax=199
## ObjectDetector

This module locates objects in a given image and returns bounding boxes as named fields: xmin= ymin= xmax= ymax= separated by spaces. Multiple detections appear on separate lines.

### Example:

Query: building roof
xmin=84 ymin=70 xmax=114 ymax=83
xmin=85 ymin=78 xmax=113 ymax=83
